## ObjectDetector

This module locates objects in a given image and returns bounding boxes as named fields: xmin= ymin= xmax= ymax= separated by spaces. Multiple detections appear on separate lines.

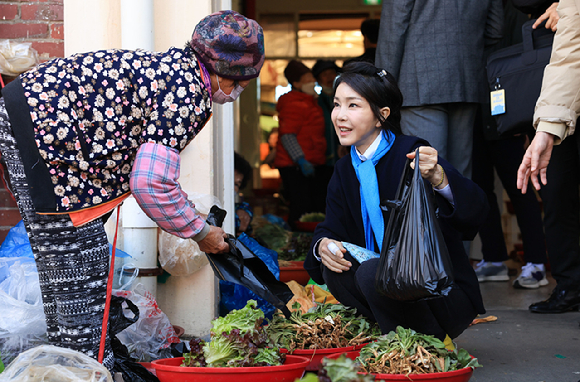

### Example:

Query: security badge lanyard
xmin=490 ymin=77 xmax=506 ymax=116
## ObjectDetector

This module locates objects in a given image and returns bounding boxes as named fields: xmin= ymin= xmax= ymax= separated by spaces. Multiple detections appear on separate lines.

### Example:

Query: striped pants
xmin=0 ymin=98 xmax=114 ymax=370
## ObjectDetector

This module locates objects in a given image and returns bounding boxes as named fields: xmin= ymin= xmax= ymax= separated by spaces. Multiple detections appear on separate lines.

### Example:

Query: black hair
xmin=234 ymin=152 xmax=252 ymax=190
xmin=333 ymin=61 xmax=403 ymax=135
xmin=360 ymin=19 xmax=380 ymax=44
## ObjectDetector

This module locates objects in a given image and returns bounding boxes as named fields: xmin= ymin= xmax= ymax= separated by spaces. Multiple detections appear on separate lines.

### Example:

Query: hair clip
xmin=377 ymin=70 xmax=387 ymax=78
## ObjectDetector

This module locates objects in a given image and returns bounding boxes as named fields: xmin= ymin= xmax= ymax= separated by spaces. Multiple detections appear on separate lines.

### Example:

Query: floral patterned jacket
xmin=9 ymin=46 xmax=211 ymax=214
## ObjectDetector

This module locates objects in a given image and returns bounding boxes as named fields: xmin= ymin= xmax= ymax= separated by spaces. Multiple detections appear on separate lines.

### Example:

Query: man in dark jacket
xmin=375 ymin=0 xmax=504 ymax=179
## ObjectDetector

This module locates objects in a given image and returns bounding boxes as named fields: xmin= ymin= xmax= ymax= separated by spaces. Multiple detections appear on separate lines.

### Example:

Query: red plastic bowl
xmin=293 ymin=221 xmax=320 ymax=232
xmin=325 ymin=351 xmax=474 ymax=382
xmin=278 ymin=260 xmax=310 ymax=285
xmin=280 ymin=345 xmax=362 ymax=372
xmin=151 ymin=355 xmax=310 ymax=382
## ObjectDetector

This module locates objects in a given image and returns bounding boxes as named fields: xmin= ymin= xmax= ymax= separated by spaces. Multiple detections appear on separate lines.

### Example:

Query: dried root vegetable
xmin=266 ymin=303 xmax=381 ymax=352
xmin=357 ymin=326 xmax=481 ymax=375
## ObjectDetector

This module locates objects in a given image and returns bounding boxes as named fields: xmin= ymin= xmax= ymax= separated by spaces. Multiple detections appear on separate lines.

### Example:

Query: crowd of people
xmin=2 ymin=0 xmax=580 ymax=375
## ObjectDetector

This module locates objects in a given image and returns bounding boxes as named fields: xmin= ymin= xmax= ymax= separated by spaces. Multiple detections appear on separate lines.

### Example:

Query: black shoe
xmin=529 ymin=287 xmax=580 ymax=313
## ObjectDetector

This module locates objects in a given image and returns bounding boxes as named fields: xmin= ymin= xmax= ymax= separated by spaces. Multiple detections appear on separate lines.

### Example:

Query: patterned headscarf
xmin=191 ymin=10 xmax=265 ymax=80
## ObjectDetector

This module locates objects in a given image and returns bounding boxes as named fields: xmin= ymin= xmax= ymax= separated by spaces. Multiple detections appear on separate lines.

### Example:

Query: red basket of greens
xmin=153 ymin=300 xmax=310 ymax=382
xmin=266 ymin=302 xmax=381 ymax=371
xmin=319 ymin=326 xmax=480 ymax=381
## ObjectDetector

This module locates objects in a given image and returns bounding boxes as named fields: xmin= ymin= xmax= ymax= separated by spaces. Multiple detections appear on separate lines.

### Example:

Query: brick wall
xmin=0 ymin=0 xmax=64 ymax=61
xmin=0 ymin=0 xmax=64 ymax=241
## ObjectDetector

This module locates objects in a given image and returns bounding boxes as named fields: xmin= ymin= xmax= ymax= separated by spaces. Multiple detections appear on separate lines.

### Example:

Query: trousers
xmin=401 ymin=103 xmax=478 ymax=179
xmin=472 ymin=125 xmax=547 ymax=263
xmin=539 ymin=131 xmax=580 ymax=288
xmin=321 ymin=253 xmax=477 ymax=340
xmin=0 ymin=98 xmax=114 ymax=370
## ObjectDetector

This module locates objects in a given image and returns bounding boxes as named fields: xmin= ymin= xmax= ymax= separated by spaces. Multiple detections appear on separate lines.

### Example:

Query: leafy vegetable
xmin=181 ymin=300 xmax=284 ymax=368
xmin=357 ymin=326 xmax=481 ymax=375
xmin=182 ymin=338 xmax=206 ymax=367
xmin=266 ymin=302 xmax=381 ymax=352
xmin=299 ymin=212 xmax=326 ymax=222
xmin=278 ymin=232 xmax=312 ymax=262
xmin=319 ymin=355 xmax=374 ymax=382
xmin=294 ymin=373 xmax=320 ymax=382
xmin=211 ymin=300 xmax=264 ymax=336
xmin=294 ymin=356 xmax=374 ymax=382
xmin=252 ymin=219 xmax=291 ymax=253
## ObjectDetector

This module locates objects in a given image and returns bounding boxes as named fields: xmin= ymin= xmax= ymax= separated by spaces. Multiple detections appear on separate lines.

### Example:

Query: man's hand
xmin=319 ymin=238 xmax=351 ymax=273
xmin=197 ymin=225 xmax=229 ymax=254
xmin=533 ymin=2 xmax=559 ymax=32
xmin=517 ymin=131 xmax=555 ymax=193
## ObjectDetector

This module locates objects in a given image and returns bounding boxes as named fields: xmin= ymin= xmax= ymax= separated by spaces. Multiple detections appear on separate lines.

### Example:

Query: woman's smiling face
xmin=331 ymin=82 xmax=383 ymax=154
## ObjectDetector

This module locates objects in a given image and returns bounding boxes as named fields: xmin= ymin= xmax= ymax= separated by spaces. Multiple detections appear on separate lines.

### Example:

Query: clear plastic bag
xmin=0 ymin=344 xmax=112 ymax=382
xmin=0 ymin=257 xmax=47 ymax=366
xmin=0 ymin=40 xmax=39 ymax=77
xmin=111 ymin=284 xmax=180 ymax=362
xmin=157 ymin=193 xmax=222 ymax=276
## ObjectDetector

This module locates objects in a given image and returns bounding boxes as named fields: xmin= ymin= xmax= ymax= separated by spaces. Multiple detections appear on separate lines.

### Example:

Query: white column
xmin=121 ymin=0 xmax=155 ymax=51
xmin=118 ymin=0 xmax=159 ymax=296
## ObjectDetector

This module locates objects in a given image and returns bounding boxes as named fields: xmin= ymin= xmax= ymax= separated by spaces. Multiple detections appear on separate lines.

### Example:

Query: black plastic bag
xmin=205 ymin=205 xmax=293 ymax=318
xmin=109 ymin=295 xmax=160 ymax=382
xmin=375 ymin=149 xmax=454 ymax=301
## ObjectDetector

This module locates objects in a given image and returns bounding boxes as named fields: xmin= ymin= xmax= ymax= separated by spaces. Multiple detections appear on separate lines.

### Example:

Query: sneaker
xmin=513 ymin=263 xmax=549 ymax=289
xmin=474 ymin=260 xmax=509 ymax=282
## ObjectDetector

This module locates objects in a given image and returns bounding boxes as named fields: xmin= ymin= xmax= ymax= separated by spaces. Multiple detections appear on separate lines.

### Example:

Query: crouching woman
xmin=305 ymin=62 xmax=488 ymax=341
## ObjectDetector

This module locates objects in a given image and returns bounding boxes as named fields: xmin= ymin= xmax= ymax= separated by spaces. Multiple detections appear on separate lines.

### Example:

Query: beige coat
xmin=534 ymin=0 xmax=580 ymax=143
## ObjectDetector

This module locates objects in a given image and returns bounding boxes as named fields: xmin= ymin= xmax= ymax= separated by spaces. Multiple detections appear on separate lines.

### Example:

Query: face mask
xmin=213 ymin=76 xmax=244 ymax=104
xmin=301 ymin=82 xmax=317 ymax=96
xmin=321 ymin=85 xmax=334 ymax=95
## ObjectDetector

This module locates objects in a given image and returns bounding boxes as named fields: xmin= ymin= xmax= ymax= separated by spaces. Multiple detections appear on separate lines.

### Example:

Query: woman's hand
xmin=319 ymin=238 xmax=351 ymax=273
xmin=406 ymin=146 xmax=448 ymax=189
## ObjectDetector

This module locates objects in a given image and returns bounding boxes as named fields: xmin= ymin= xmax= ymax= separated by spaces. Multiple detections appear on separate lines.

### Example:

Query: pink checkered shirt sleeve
xmin=130 ymin=142 xmax=207 ymax=239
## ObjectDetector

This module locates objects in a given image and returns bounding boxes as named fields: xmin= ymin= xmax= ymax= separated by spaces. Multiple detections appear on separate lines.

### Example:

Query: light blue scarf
xmin=351 ymin=130 xmax=395 ymax=251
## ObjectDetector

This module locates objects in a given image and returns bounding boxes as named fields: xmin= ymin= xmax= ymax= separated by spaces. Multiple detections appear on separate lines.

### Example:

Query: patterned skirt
xmin=0 ymin=98 xmax=114 ymax=370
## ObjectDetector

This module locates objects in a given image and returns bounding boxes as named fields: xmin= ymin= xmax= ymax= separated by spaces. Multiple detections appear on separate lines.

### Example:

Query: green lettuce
xmin=182 ymin=300 xmax=283 ymax=368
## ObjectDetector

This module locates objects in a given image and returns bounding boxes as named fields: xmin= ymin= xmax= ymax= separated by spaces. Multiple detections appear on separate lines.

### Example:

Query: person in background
xmin=305 ymin=62 xmax=488 ymax=340
xmin=343 ymin=18 xmax=381 ymax=65
xmin=0 ymin=10 xmax=264 ymax=370
xmin=312 ymin=59 xmax=341 ymax=179
xmin=274 ymin=60 xmax=327 ymax=227
xmin=234 ymin=152 xmax=253 ymax=235
xmin=517 ymin=0 xmax=580 ymax=313
xmin=262 ymin=127 xmax=278 ymax=168
xmin=473 ymin=0 xmax=548 ymax=289
xmin=375 ymin=1 xmax=503 ymax=179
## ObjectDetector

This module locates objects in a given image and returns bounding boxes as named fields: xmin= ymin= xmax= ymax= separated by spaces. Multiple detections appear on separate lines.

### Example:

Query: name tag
xmin=490 ymin=89 xmax=506 ymax=116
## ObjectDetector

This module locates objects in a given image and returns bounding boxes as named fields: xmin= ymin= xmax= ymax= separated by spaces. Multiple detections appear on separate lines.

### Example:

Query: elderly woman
xmin=0 ymin=10 xmax=264 ymax=369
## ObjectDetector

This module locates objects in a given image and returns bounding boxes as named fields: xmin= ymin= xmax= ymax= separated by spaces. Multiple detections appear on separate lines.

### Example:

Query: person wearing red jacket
xmin=274 ymin=60 xmax=328 ymax=227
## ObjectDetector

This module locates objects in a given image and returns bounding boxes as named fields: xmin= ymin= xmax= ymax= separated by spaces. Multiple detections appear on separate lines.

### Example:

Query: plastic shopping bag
xmin=219 ymin=233 xmax=279 ymax=319
xmin=0 ymin=344 xmax=112 ymax=382
xmin=157 ymin=193 xmax=220 ymax=276
xmin=112 ymin=284 xmax=180 ymax=362
xmin=0 ymin=40 xmax=39 ymax=77
xmin=375 ymin=149 xmax=454 ymax=301
xmin=206 ymin=206 xmax=294 ymax=318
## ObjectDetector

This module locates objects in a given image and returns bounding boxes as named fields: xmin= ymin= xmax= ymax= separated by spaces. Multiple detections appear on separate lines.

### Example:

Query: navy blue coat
xmin=306 ymin=135 xmax=487 ymax=314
